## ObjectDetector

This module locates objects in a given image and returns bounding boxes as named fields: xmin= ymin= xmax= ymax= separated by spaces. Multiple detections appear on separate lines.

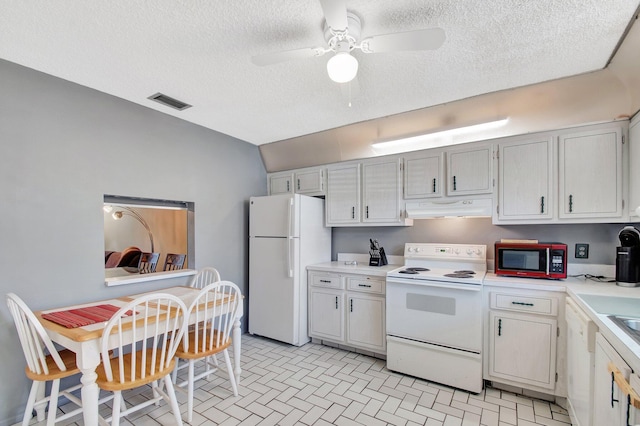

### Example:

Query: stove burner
xmin=398 ymin=270 xmax=419 ymax=274
xmin=405 ymin=267 xmax=430 ymax=272
xmin=444 ymin=273 xmax=474 ymax=279
xmin=454 ymin=270 xmax=476 ymax=275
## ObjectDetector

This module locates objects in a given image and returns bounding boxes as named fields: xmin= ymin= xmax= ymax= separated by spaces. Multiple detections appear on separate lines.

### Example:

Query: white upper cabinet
xmin=362 ymin=159 xmax=402 ymax=223
xmin=269 ymin=173 xmax=293 ymax=195
xmin=294 ymin=169 xmax=324 ymax=195
xmin=629 ymin=115 xmax=640 ymax=221
xmin=326 ymin=163 xmax=361 ymax=225
xmin=559 ymin=125 xmax=623 ymax=219
xmin=403 ymin=152 xmax=444 ymax=199
xmin=268 ymin=168 xmax=325 ymax=196
xmin=496 ymin=136 xmax=554 ymax=221
xmin=326 ymin=159 xmax=410 ymax=227
xmin=446 ymin=145 xmax=493 ymax=196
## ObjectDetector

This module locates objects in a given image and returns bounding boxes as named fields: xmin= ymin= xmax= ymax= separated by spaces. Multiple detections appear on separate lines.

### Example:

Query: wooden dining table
xmin=35 ymin=286 xmax=243 ymax=426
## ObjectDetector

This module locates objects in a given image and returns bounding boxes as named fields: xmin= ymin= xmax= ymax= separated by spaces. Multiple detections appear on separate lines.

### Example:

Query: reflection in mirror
xmin=104 ymin=195 xmax=192 ymax=277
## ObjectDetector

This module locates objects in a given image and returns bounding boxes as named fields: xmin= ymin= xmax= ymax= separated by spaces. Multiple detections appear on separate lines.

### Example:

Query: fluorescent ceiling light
xmin=372 ymin=118 xmax=510 ymax=153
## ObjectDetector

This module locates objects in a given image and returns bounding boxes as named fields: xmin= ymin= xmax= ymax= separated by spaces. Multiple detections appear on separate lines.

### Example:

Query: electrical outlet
xmin=575 ymin=243 xmax=589 ymax=259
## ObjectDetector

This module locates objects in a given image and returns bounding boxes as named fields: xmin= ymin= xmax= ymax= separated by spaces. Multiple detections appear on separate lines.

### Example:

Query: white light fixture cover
xmin=372 ymin=118 xmax=510 ymax=154
xmin=327 ymin=40 xmax=359 ymax=83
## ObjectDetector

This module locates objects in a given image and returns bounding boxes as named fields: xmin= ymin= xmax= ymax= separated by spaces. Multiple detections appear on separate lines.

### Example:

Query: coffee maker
xmin=616 ymin=226 xmax=640 ymax=287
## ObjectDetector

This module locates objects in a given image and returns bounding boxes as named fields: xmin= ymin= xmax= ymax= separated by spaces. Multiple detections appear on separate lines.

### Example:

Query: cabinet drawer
xmin=310 ymin=273 xmax=343 ymax=289
xmin=491 ymin=292 xmax=557 ymax=315
xmin=347 ymin=276 xmax=385 ymax=294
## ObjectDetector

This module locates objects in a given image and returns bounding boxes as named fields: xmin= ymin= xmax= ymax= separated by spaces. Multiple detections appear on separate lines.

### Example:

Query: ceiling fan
xmin=251 ymin=0 xmax=446 ymax=84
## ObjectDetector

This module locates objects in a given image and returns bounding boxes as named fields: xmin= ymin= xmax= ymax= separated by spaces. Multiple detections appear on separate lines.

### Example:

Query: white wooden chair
xmin=189 ymin=267 xmax=221 ymax=289
xmin=173 ymin=281 xmax=242 ymax=423
xmin=95 ymin=293 xmax=188 ymax=426
xmin=6 ymin=293 xmax=84 ymax=426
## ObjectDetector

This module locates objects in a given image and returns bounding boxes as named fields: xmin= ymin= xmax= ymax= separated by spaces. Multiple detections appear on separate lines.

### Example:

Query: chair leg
xmin=164 ymin=375 xmax=184 ymax=426
xmin=34 ymin=380 xmax=47 ymax=421
xmin=223 ymin=350 xmax=238 ymax=397
xmin=45 ymin=379 xmax=61 ymax=426
xmin=111 ymin=391 xmax=122 ymax=426
xmin=22 ymin=381 xmax=40 ymax=426
xmin=187 ymin=359 xmax=195 ymax=423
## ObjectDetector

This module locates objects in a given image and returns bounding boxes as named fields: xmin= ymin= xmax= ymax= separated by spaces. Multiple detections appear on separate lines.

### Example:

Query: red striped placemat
xmin=42 ymin=304 xmax=133 ymax=328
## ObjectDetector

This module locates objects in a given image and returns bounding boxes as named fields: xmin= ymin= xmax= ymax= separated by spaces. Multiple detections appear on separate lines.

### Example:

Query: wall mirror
xmin=104 ymin=195 xmax=194 ymax=278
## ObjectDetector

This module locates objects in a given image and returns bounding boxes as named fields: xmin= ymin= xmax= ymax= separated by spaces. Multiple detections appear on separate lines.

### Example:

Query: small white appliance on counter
xmin=248 ymin=194 xmax=331 ymax=346
xmin=386 ymin=243 xmax=487 ymax=393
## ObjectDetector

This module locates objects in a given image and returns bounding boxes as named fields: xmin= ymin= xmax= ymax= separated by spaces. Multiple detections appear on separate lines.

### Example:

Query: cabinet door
xmin=347 ymin=293 xmax=385 ymax=352
xmin=628 ymin=117 xmax=640 ymax=220
xmin=269 ymin=174 xmax=293 ymax=195
xmin=559 ymin=127 xmax=622 ymax=219
xmin=309 ymin=288 xmax=344 ymax=341
xmin=447 ymin=145 xmax=492 ymax=196
xmin=498 ymin=137 xmax=553 ymax=220
xmin=404 ymin=153 xmax=443 ymax=199
xmin=593 ymin=333 xmax=631 ymax=426
xmin=295 ymin=169 xmax=324 ymax=195
xmin=362 ymin=160 xmax=401 ymax=223
xmin=326 ymin=164 xmax=360 ymax=225
xmin=489 ymin=311 xmax=557 ymax=389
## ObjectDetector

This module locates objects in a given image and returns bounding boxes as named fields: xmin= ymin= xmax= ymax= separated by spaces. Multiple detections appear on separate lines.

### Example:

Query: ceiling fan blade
xmin=319 ymin=0 xmax=348 ymax=31
xmin=360 ymin=28 xmax=446 ymax=53
xmin=251 ymin=47 xmax=326 ymax=66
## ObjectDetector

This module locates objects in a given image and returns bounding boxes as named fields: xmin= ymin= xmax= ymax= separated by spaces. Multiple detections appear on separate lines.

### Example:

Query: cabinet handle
xmin=569 ymin=194 xmax=573 ymax=213
xmin=358 ymin=284 xmax=372 ymax=288
xmin=350 ymin=299 xmax=353 ymax=312
xmin=607 ymin=362 xmax=640 ymax=412
xmin=453 ymin=175 xmax=457 ymax=191
xmin=366 ymin=205 xmax=369 ymax=219
xmin=320 ymin=279 xmax=331 ymax=283
xmin=511 ymin=301 xmax=534 ymax=307
xmin=611 ymin=371 xmax=620 ymax=408
xmin=498 ymin=318 xmax=502 ymax=336
xmin=335 ymin=296 xmax=338 ymax=309
xmin=286 ymin=181 xmax=290 ymax=192
xmin=433 ymin=178 xmax=437 ymax=193
xmin=540 ymin=196 xmax=545 ymax=214
xmin=297 ymin=179 xmax=300 ymax=190
xmin=352 ymin=206 xmax=355 ymax=219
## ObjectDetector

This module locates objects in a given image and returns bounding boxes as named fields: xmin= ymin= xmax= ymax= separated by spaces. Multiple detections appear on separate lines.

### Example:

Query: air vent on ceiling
xmin=147 ymin=92 xmax=192 ymax=111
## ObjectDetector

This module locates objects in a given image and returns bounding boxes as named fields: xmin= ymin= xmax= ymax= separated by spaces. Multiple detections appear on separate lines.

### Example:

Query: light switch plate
xmin=575 ymin=243 xmax=589 ymax=259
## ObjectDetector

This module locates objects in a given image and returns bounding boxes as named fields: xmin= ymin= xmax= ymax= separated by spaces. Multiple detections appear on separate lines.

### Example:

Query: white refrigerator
xmin=249 ymin=194 xmax=331 ymax=346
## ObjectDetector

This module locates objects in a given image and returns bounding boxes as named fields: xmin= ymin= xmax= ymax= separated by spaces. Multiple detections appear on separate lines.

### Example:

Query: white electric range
xmin=386 ymin=243 xmax=487 ymax=394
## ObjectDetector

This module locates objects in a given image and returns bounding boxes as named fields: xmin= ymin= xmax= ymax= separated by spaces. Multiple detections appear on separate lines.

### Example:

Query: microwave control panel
xmin=550 ymin=250 xmax=565 ymax=273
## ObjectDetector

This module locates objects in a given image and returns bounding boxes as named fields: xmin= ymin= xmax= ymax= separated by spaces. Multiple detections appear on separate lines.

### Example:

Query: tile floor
xmin=24 ymin=334 xmax=572 ymax=426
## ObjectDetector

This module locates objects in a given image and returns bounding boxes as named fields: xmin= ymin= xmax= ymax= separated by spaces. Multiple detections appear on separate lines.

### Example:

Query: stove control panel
xmin=404 ymin=243 xmax=486 ymax=260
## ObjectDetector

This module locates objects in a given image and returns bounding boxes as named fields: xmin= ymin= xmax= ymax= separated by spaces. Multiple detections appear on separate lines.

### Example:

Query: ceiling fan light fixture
xmin=327 ymin=51 xmax=358 ymax=83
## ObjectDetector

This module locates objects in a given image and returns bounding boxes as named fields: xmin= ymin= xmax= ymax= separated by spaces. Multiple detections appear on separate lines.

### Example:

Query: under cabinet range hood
xmin=405 ymin=198 xmax=492 ymax=219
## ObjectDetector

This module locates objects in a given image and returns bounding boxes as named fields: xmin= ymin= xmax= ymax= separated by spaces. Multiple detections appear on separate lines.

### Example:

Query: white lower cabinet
xmin=593 ymin=332 xmax=633 ymax=426
xmin=484 ymin=287 xmax=564 ymax=394
xmin=308 ymin=271 xmax=386 ymax=355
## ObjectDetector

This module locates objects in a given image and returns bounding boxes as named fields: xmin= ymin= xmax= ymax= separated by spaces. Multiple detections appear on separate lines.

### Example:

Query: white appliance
xmin=386 ymin=243 xmax=487 ymax=393
xmin=249 ymin=194 xmax=331 ymax=346
xmin=565 ymin=297 xmax=596 ymax=426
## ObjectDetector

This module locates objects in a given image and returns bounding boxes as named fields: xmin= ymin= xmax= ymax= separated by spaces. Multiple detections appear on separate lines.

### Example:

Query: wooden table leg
xmin=76 ymin=345 xmax=101 ymax=426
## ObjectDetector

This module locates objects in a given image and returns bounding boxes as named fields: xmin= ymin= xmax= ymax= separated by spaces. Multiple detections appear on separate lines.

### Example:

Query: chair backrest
xmin=184 ymin=281 xmax=241 ymax=355
xmin=163 ymin=253 xmax=186 ymax=271
xmin=190 ymin=267 xmax=221 ymax=289
xmin=99 ymin=293 xmax=187 ymax=385
xmin=6 ymin=293 xmax=69 ymax=376
xmin=138 ymin=252 xmax=160 ymax=273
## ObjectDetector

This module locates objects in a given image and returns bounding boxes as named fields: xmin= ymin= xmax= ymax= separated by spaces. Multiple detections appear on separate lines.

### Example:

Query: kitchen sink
xmin=608 ymin=315 xmax=640 ymax=345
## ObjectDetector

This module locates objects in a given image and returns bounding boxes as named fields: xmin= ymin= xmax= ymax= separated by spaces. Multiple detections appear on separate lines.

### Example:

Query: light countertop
xmin=307 ymin=261 xmax=401 ymax=277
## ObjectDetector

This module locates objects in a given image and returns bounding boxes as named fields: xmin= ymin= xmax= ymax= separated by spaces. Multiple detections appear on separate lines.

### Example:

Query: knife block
xmin=369 ymin=247 xmax=388 ymax=266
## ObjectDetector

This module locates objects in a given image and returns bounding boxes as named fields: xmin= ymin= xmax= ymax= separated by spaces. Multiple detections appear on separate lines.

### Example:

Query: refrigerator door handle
xmin=287 ymin=237 xmax=294 ymax=278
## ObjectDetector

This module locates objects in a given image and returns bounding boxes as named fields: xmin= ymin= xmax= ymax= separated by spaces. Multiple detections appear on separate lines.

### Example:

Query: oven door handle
xmin=387 ymin=280 xmax=482 ymax=292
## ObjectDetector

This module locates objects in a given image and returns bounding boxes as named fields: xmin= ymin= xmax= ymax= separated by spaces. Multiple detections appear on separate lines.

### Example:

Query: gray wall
xmin=332 ymin=218 xmax=626 ymax=266
xmin=0 ymin=59 xmax=266 ymax=425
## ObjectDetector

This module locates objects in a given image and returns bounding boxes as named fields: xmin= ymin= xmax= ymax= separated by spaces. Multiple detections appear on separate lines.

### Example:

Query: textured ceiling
xmin=1 ymin=0 xmax=639 ymax=147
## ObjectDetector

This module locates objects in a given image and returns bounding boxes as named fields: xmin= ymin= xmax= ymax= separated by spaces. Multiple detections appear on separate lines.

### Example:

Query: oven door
xmin=386 ymin=279 xmax=482 ymax=353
